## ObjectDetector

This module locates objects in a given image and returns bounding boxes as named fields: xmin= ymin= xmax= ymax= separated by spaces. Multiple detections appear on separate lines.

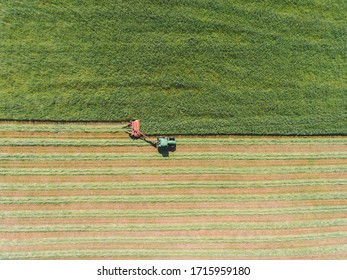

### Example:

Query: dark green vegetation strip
xmin=0 ymin=1 xmax=346 ymax=135
xmin=2 ymin=245 xmax=347 ymax=259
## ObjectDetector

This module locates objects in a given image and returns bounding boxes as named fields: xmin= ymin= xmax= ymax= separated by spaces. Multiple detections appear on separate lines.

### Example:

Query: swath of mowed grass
xmin=0 ymin=1 xmax=346 ymax=135
xmin=0 ymin=122 xmax=347 ymax=259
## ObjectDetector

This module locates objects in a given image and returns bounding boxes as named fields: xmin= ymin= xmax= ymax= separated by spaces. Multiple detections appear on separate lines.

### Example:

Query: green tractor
xmin=156 ymin=136 xmax=176 ymax=153
xmin=128 ymin=120 xmax=176 ymax=155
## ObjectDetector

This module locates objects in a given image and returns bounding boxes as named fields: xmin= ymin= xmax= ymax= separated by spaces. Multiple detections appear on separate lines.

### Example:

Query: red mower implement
xmin=128 ymin=119 xmax=142 ymax=138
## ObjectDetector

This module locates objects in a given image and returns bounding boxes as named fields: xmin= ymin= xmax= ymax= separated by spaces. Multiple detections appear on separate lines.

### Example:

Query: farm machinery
xmin=128 ymin=119 xmax=176 ymax=153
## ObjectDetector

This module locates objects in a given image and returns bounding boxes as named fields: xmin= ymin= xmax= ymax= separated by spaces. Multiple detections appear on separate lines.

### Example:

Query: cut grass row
xmin=5 ymin=161 xmax=345 ymax=172
xmin=1 ymin=219 xmax=347 ymax=232
xmin=2 ymin=206 xmax=346 ymax=219
xmin=1 ymin=192 xmax=347 ymax=204
xmin=3 ymin=232 xmax=347 ymax=246
xmin=0 ymin=123 xmax=127 ymax=133
xmin=0 ymin=179 xmax=346 ymax=190
xmin=1 ymin=152 xmax=346 ymax=161
xmin=2 ymin=244 xmax=347 ymax=259
xmin=1 ymin=165 xmax=346 ymax=176
xmin=8 ymin=188 xmax=346 ymax=198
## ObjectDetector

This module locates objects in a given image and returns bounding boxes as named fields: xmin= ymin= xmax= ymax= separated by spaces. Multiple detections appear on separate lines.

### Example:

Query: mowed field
xmin=0 ymin=122 xmax=346 ymax=259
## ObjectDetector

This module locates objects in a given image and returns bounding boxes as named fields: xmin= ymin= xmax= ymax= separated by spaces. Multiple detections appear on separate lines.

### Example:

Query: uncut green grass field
xmin=0 ymin=0 xmax=346 ymax=134
xmin=0 ymin=122 xmax=346 ymax=259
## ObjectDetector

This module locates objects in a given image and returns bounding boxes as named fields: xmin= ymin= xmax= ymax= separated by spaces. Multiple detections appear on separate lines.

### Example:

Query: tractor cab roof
xmin=158 ymin=137 xmax=168 ymax=147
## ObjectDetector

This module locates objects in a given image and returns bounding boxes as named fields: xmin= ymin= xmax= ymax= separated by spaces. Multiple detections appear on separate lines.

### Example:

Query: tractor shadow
xmin=158 ymin=147 xmax=176 ymax=158
xmin=158 ymin=148 xmax=169 ymax=157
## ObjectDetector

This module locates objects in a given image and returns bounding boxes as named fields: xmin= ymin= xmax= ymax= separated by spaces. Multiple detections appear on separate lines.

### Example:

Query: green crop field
xmin=1 ymin=0 xmax=346 ymax=134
